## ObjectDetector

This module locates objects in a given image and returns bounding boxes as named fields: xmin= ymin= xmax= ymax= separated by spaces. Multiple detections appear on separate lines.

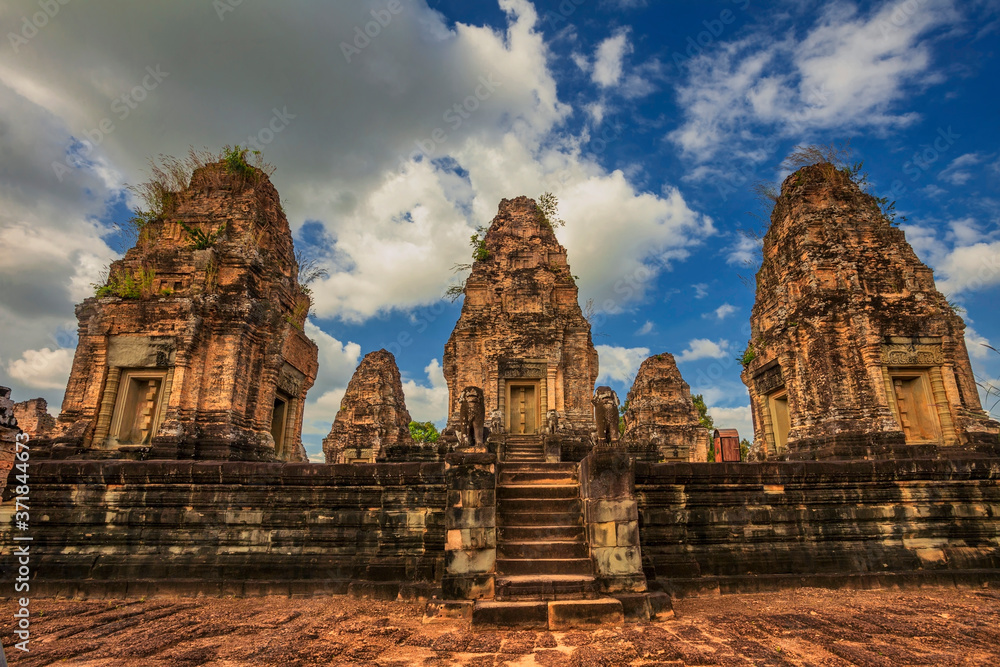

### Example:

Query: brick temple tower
xmin=45 ymin=157 xmax=318 ymax=461
xmin=742 ymin=162 xmax=999 ymax=459
xmin=442 ymin=196 xmax=599 ymax=460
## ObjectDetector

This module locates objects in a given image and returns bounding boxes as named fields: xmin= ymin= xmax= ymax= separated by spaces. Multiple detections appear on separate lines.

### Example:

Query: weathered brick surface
xmin=742 ymin=163 xmax=999 ymax=459
xmin=0 ymin=388 xmax=19 ymax=496
xmin=12 ymin=397 xmax=57 ymax=439
xmin=443 ymin=197 xmax=598 ymax=455
xmin=623 ymin=353 xmax=710 ymax=462
xmin=635 ymin=458 xmax=1000 ymax=595
xmin=45 ymin=162 xmax=318 ymax=462
xmin=0 ymin=460 xmax=446 ymax=599
xmin=323 ymin=349 xmax=417 ymax=463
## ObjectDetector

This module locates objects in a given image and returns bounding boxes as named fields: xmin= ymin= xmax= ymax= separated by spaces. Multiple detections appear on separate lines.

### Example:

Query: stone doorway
xmin=889 ymin=371 xmax=942 ymax=443
xmin=506 ymin=381 xmax=540 ymax=435
xmin=271 ymin=393 xmax=290 ymax=458
xmin=767 ymin=390 xmax=790 ymax=453
xmin=108 ymin=369 xmax=168 ymax=447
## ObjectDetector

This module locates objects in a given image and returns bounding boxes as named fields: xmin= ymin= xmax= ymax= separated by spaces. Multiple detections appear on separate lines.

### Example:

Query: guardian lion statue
xmin=592 ymin=386 xmax=621 ymax=446
xmin=457 ymin=386 xmax=486 ymax=449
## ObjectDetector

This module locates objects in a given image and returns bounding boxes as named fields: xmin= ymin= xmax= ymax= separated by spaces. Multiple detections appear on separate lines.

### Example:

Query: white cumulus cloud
xmin=596 ymin=345 xmax=650 ymax=384
xmin=6 ymin=347 xmax=74 ymax=390
xmin=676 ymin=338 xmax=731 ymax=363
xmin=592 ymin=28 xmax=632 ymax=87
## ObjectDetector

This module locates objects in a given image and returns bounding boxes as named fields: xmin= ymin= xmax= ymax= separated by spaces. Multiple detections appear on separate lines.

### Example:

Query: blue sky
xmin=0 ymin=0 xmax=998 ymax=460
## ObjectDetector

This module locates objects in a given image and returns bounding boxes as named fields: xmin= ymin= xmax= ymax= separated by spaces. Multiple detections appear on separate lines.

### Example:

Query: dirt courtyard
xmin=2 ymin=586 xmax=998 ymax=666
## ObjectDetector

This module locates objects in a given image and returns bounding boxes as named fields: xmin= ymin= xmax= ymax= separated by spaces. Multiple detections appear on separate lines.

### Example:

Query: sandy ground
xmin=2 ymin=586 xmax=999 ymax=666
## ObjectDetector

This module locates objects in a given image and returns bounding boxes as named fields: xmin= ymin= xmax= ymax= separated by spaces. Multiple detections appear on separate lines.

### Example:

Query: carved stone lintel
xmin=498 ymin=359 xmax=547 ymax=379
xmin=754 ymin=363 xmax=784 ymax=395
xmin=881 ymin=343 xmax=944 ymax=367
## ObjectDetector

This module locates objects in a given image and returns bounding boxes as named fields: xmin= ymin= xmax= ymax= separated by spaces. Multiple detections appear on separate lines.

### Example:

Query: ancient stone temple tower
xmin=623 ymin=353 xmax=709 ymax=462
xmin=323 ymin=349 xmax=415 ymax=464
xmin=46 ymin=158 xmax=318 ymax=461
xmin=742 ymin=162 xmax=999 ymax=459
xmin=443 ymin=196 xmax=599 ymax=459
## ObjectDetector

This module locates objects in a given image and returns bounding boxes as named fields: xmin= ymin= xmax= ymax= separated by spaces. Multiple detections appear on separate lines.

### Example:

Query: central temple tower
xmin=442 ymin=196 xmax=598 ymax=458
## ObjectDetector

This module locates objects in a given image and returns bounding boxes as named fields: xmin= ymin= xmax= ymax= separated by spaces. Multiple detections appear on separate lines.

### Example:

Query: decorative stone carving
xmin=38 ymin=159 xmax=318 ymax=462
xmin=323 ymin=349 xmax=414 ymax=464
xmin=741 ymin=162 xmax=1000 ymax=459
xmin=545 ymin=409 xmax=560 ymax=434
xmin=487 ymin=409 xmax=505 ymax=436
xmin=457 ymin=386 xmax=487 ymax=450
xmin=592 ymin=386 xmax=621 ymax=447
xmin=753 ymin=361 xmax=784 ymax=396
xmin=881 ymin=341 xmax=945 ymax=366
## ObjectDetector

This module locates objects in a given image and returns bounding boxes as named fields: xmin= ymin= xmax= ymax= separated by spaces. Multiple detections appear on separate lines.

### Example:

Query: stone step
xmin=495 ymin=574 xmax=596 ymax=601
xmin=498 ymin=524 xmax=586 ymax=542
xmin=498 ymin=470 xmax=578 ymax=485
xmin=472 ymin=598 xmax=623 ymax=629
xmin=501 ymin=462 xmax=578 ymax=471
xmin=505 ymin=455 xmax=546 ymax=463
xmin=497 ymin=484 xmax=579 ymax=500
xmin=497 ymin=540 xmax=589 ymax=560
xmin=499 ymin=497 xmax=582 ymax=514
xmin=498 ymin=462 xmax=579 ymax=485
xmin=496 ymin=557 xmax=593 ymax=576
xmin=472 ymin=600 xmax=548 ymax=629
xmin=498 ymin=511 xmax=584 ymax=527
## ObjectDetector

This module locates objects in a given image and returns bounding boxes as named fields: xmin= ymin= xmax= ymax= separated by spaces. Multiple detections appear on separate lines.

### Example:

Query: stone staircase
xmin=466 ymin=461 xmax=626 ymax=629
xmin=495 ymin=462 xmax=596 ymax=600
xmin=503 ymin=434 xmax=546 ymax=462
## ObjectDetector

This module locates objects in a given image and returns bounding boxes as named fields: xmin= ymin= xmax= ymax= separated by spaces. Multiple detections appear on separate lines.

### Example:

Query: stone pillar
xmin=442 ymin=452 xmax=497 ymax=600
xmin=580 ymin=448 xmax=646 ymax=595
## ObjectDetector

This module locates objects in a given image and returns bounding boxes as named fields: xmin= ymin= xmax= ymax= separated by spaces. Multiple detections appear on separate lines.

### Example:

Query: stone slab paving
xmin=3 ymin=586 xmax=999 ymax=665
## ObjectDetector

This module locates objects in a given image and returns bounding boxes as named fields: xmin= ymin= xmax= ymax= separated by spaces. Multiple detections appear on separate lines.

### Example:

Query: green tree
xmin=409 ymin=421 xmax=440 ymax=443
xmin=692 ymin=394 xmax=714 ymax=431
xmin=740 ymin=438 xmax=751 ymax=461
xmin=692 ymin=394 xmax=715 ymax=461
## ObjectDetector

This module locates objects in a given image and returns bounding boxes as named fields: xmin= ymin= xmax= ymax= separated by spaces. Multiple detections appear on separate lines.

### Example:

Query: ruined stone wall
xmin=742 ymin=163 xmax=999 ymax=459
xmin=48 ymin=162 xmax=318 ymax=462
xmin=0 ymin=388 xmax=20 ymax=496
xmin=636 ymin=458 xmax=1000 ymax=596
xmin=5 ymin=456 xmax=998 ymax=599
xmin=323 ymin=349 xmax=416 ymax=464
xmin=0 ymin=461 xmax=445 ymax=599
xmin=623 ymin=353 xmax=710 ymax=462
xmin=443 ymin=197 xmax=598 ymax=451
xmin=12 ymin=398 xmax=56 ymax=439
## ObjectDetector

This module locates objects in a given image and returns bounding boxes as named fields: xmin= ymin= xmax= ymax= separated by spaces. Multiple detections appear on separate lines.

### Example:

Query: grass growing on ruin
xmin=738 ymin=342 xmax=756 ymax=368
xmin=536 ymin=192 xmax=565 ymax=229
xmin=94 ymin=266 xmax=156 ymax=299
xmin=179 ymin=220 xmax=227 ymax=250
xmin=738 ymin=142 xmax=906 ymax=289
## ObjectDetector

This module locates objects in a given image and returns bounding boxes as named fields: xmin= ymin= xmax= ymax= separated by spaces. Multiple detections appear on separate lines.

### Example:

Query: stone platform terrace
xmin=2 ymin=453 xmax=998 ymax=612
